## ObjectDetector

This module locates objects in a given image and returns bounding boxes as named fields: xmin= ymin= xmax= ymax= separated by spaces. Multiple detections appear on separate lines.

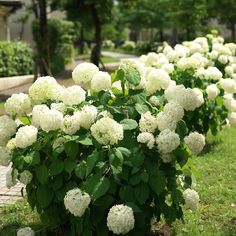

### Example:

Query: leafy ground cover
xmin=0 ymin=127 xmax=235 ymax=236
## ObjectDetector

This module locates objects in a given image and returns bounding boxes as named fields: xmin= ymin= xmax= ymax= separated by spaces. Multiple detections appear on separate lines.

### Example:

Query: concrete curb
xmin=0 ymin=75 xmax=34 ymax=92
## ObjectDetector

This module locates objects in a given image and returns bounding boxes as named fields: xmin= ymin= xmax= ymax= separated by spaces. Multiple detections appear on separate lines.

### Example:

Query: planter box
xmin=0 ymin=75 xmax=34 ymax=92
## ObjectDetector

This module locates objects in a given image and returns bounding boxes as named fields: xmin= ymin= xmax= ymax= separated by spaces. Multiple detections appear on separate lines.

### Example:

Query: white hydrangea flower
xmin=64 ymin=188 xmax=91 ymax=217
xmin=225 ymin=65 xmax=234 ymax=76
xmin=149 ymin=96 xmax=160 ymax=107
xmin=177 ymin=56 xmax=201 ymax=70
xmin=220 ymin=79 xmax=236 ymax=94
xmin=0 ymin=147 xmax=11 ymax=166
xmin=146 ymin=52 xmax=159 ymax=66
xmin=31 ymin=104 xmax=49 ymax=128
xmin=139 ymin=111 xmax=158 ymax=133
xmin=91 ymin=71 xmax=112 ymax=92
xmin=163 ymin=101 xmax=184 ymax=122
xmin=61 ymin=115 xmax=80 ymax=135
xmin=156 ymin=112 xmax=177 ymax=131
xmin=6 ymin=138 xmax=16 ymax=151
xmin=5 ymin=93 xmax=31 ymax=117
xmin=107 ymin=204 xmax=135 ymax=235
xmin=19 ymin=170 xmax=33 ymax=185
xmin=15 ymin=126 xmax=38 ymax=149
xmin=51 ymin=103 xmax=66 ymax=114
xmin=40 ymin=109 xmax=63 ymax=132
xmin=206 ymin=84 xmax=220 ymax=100
xmin=228 ymin=112 xmax=236 ymax=125
xmin=146 ymin=68 xmax=171 ymax=94
xmin=91 ymin=117 xmax=123 ymax=145
xmin=61 ymin=85 xmax=86 ymax=105
xmin=6 ymin=167 xmax=18 ymax=188
xmin=161 ymin=63 xmax=174 ymax=74
xmin=0 ymin=115 xmax=17 ymax=146
xmin=99 ymin=110 xmax=113 ymax=118
xmin=72 ymin=62 xmax=99 ymax=89
xmin=183 ymin=188 xmax=200 ymax=211
xmin=206 ymin=67 xmax=222 ymax=81
xmin=218 ymin=55 xmax=228 ymax=64
xmin=156 ymin=129 xmax=180 ymax=154
xmin=29 ymin=76 xmax=62 ymax=104
xmin=137 ymin=132 xmax=155 ymax=149
xmin=160 ymin=153 xmax=174 ymax=163
xmin=224 ymin=95 xmax=236 ymax=112
xmin=74 ymin=105 xmax=97 ymax=129
xmin=184 ymin=132 xmax=205 ymax=155
xmin=17 ymin=227 xmax=35 ymax=236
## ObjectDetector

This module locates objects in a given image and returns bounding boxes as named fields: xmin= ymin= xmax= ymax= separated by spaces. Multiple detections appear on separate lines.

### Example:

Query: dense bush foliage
xmin=32 ymin=19 xmax=75 ymax=74
xmin=0 ymin=41 xmax=33 ymax=77
xmin=1 ymin=34 xmax=236 ymax=235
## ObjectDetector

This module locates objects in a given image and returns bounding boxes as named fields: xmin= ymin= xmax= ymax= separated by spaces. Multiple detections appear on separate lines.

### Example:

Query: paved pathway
xmin=0 ymin=166 xmax=24 ymax=206
xmin=102 ymin=51 xmax=138 ymax=59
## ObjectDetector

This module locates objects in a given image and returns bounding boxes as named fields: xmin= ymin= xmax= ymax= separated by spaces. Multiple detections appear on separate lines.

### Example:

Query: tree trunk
xmin=80 ymin=25 xmax=84 ymax=54
xmin=159 ymin=29 xmax=164 ymax=42
xmin=230 ymin=21 xmax=235 ymax=42
xmin=38 ymin=0 xmax=51 ymax=75
xmin=90 ymin=4 xmax=101 ymax=66
xmin=171 ymin=28 xmax=178 ymax=46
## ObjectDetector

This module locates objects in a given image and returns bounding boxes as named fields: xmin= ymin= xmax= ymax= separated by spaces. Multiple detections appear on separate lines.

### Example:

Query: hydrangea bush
xmin=139 ymin=34 xmax=236 ymax=135
xmin=0 ymin=60 xmax=207 ymax=235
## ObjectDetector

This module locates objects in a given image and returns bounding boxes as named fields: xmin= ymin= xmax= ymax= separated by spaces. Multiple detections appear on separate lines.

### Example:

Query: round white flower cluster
xmin=15 ymin=125 xmax=38 ymax=149
xmin=17 ymin=227 xmax=35 ymax=236
xmin=156 ymin=112 xmax=177 ymax=131
xmin=0 ymin=115 xmax=17 ymax=146
xmin=228 ymin=112 xmax=236 ymax=125
xmin=184 ymin=132 xmax=205 ymax=155
xmin=75 ymin=105 xmax=97 ymax=129
xmin=40 ymin=109 xmax=63 ymax=132
xmin=107 ymin=204 xmax=135 ymax=235
xmin=139 ymin=111 xmax=158 ymax=133
xmin=64 ymin=188 xmax=91 ymax=217
xmin=224 ymin=94 xmax=236 ymax=112
xmin=137 ymin=132 xmax=155 ymax=149
xmin=0 ymin=146 xmax=11 ymax=166
xmin=61 ymin=115 xmax=80 ymax=135
xmin=206 ymin=84 xmax=220 ymax=100
xmin=51 ymin=102 xmax=66 ymax=114
xmin=19 ymin=170 xmax=33 ymax=185
xmin=163 ymin=101 xmax=184 ymax=122
xmin=156 ymin=129 xmax=180 ymax=154
xmin=145 ymin=68 xmax=171 ymax=94
xmin=91 ymin=117 xmax=123 ymax=145
xmin=72 ymin=62 xmax=99 ymax=89
xmin=31 ymin=104 xmax=49 ymax=128
xmin=160 ymin=153 xmax=174 ymax=163
xmin=219 ymin=79 xmax=236 ymax=94
xmin=5 ymin=93 xmax=31 ymax=117
xmin=195 ymin=67 xmax=222 ymax=81
xmin=61 ymin=85 xmax=86 ymax=105
xmin=183 ymin=188 xmax=200 ymax=211
xmin=29 ymin=76 xmax=62 ymax=104
xmin=165 ymin=85 xmax=204 ymax=111
xmin=149 ymin=96 xmax=160 ymax=107
xmin=6 ymin=138 xmax=16 ymax=151
xmin=176 ymin=55 xmax=202 ymax=70
xmin=91 ymin=71 xmax=112 ymax=92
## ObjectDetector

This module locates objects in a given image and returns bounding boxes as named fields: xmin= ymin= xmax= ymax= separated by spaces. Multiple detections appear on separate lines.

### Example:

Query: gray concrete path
xmin=102 ymin=51 xmax=138 ymax=59
xmin=0 ymin=166 xmax=24 ymax=206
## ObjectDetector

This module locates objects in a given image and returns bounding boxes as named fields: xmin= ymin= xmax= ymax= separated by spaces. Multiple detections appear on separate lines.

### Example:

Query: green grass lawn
xmin=0 ymin=102 xmax=5 ymax=115
xmin=0 ymin=127 xmax=236 ymax=235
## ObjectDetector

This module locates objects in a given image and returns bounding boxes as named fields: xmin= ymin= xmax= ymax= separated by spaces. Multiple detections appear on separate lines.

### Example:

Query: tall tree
xmin=207 ymin=0 xmax=236 ymax=42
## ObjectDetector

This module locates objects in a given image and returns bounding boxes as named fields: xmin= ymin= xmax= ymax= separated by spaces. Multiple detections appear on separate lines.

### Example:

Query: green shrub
xmin=0 ymin=41 xmax=33 ymax=77
xmin=32 ymin=19 xmax=75 ymax=74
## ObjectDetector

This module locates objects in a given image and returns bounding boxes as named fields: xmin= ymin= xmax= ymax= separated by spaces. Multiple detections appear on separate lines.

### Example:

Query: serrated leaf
xmin=36 ymin=165 xmax=48 ymax=184
xmin=75 ymin=161 xmax=87 ymax=179
xmin=36 ymin=185 xmax=53 ymax=208
xmin=86 ymin=151 xmax=100 ymax=177
xmin=149 ymin=171 xmax=166 ymax=195
xmin=134 ymin=183 xmax=149 ymax=204
xmin=64 ymin=159 xmax=77 ymax=174
xmin=49 ymin=159 xmax=64 ymax=176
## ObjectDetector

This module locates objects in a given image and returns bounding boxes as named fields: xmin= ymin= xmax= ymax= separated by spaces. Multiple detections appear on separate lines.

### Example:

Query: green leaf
xmin=120 ymin=119 xmax=138 ymax=130
xmin=94 ymin=195 xmax=114 ymax=210
xmin=149 ymin=171 xmax=166 ymax=195
xmin=125 ymin=202 xmax=141 ymax=213
xmin=83 ymin=175 xmax=110 ymax=201
xmin=131 ymin=151 xmax=145 ymax=167
xmin=86 ymin=151 xmax=100 ymax=177
xmin=64 ymin=159 xmax=77 ymax=174
xmin=36 ymin=165 xmax=48 ymax=185
xmin=24 ymin=155 xmax=33 ymax=164
xmin=135 ymin=103 xmax=149 ymax=114
xmin=119 ymin=185 xmax=135 ymax=202
xmin=75 ymin=161 xmax=87 ymax=179
xmin=109 ymin=150 xmax=123 ymax=176
xmin=129 ymin=174 xmax=141 ymax=186
xmin=116 ymin=147 xmax=131 ymax=158
xmin=140 ymin=172 xmax=149 ymax=183
xmin=176 ymin=120 xmax=188 ymax=138
xmin=64 ymin=141 xmax=79 ymax=159
xmin=134 ymin=183 xmax=149 ymax=204
xmin=78 ymin=136 xmax=93 ymax=146
xmin=125 ymin=67 xmax=141 ymax=85
xmin=36 ymin=185 xmax=53 ymax=208
xmin=49 ymin=159 xmax=64 ymax=176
